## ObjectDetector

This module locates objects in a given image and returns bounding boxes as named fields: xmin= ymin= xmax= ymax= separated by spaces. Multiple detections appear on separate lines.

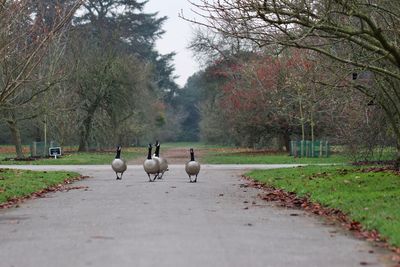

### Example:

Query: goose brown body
xmin=185 ymin=148 xmax=200 ymax=182
xmin=143 ymin=144 xmax=160 ymax=182
xmin=111 ymin=146 xmax=127 ymax=180
xmin=152 ymin=142 xmax=168 ymax=179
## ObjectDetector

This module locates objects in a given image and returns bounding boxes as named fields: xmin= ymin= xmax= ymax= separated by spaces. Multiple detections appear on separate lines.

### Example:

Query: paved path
xmin=0 ymin=164 xmax=390 ymax=267
xmin=128 ymin=147 xmax=205 ymax=164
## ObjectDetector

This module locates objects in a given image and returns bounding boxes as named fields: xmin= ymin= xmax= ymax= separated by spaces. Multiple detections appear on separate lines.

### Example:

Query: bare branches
xmin=185 ymin=0 xmax=400 ymax=158
xmin=0 ymin=0 xmax=83 ymax=106
xmin=185 ymin=0 xmax=400 ymax=77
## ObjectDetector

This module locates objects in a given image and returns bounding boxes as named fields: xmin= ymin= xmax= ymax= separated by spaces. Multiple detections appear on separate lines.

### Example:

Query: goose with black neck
xmin=185 ymin=148 xmax=200 ymax=183
xmin=143 ymin=144 xmax=160 ymax=182
xmin=111 ymin=146 xmax=127 ymax=180
xmin=152 ymin=140 xmax=168 ymax=179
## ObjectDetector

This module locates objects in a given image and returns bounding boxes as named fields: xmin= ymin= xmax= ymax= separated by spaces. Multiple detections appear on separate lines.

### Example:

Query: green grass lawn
xmin=247 ymin=166 xmax=400 ymax=246
xmin=0 ymin=169 xmax=80 ymax=204
xmin=204 ymin=151 xmax=351 ymax=164
xmin=0 ymin=150 xmax=144 ymax=165
xmin=0 ymin=143 xmax=394 ymax=165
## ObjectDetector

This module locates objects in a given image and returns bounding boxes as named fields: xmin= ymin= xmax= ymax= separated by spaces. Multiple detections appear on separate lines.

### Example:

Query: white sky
xmin=145 ymin=0 xmax=201 ymax=87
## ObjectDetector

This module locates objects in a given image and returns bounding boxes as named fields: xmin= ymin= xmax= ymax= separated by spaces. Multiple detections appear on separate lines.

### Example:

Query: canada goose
xmin=185 ymin=148 xmax=200 ymax=183
xmin=111 ymin=146 xmax=127 ymax=180
xmin=143 ymin=144 xmax=160 ymax=182
xmin=153 ymin=141 xmax=168 ymax=179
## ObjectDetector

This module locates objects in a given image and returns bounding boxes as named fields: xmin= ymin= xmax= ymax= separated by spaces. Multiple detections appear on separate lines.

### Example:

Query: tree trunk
xmin=310 ymin=112 xmax=315 ymax=157
xmin=7 ymin=119 xmax=24 ymax=159
xmin=78 ymin=97 xmax=103 ymax=152
xmin=395 ymin=142 xmax=400 ymax=170
xmin=279 ymin=130 xmax=291 ymax=153
xmin=299 ymin=97 xmax=305 ymax=141
xmin=380 ymin=105 xmax=400 ymax=169
xmin=78 ymin=115 xmax=93 ymax=152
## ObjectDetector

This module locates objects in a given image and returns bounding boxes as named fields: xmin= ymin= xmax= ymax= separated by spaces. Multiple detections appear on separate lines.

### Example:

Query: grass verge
xmin=204 ymin=150 xmax=350 ymax=164
xmin=0 ymin=150 xmax=144 ymax=165
xmin=0 ymin=169 xmax=81 ymax=206
xmin=246 ymin=165 xmax=400 ymax=247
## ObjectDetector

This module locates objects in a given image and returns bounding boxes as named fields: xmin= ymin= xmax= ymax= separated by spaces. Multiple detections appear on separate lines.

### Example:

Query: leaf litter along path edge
xmin=0 ymin=174 xmax=90 ymax=209
xmin=0 ymin=164 xmax=393 ymax=267
xmin=241 ymin=175 xmax=400 ymax=266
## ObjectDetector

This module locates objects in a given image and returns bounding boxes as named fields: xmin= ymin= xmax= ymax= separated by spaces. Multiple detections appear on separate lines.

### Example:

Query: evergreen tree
xmin=70 ymin=0 xmax=179 ymax=150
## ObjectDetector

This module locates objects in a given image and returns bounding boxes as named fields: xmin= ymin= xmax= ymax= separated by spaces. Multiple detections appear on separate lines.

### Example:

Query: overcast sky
xmin=145 ymin=0 xmax=201 ymax=87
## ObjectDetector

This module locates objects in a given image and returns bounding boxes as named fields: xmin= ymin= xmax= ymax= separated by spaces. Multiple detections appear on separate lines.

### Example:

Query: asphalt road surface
xmin=0 ymin=164 xmax=391 ymax=267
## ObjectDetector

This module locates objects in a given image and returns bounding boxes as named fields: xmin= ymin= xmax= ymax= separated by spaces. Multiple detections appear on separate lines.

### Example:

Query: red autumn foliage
xmin=214 ymin=50 xmax=318 ymax=123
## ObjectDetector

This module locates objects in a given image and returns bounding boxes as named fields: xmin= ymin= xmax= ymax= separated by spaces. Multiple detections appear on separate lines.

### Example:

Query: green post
xmin=290 ymin=141 xmax=293 ymax=156
xmin=320 ymin=141 xmax=323 ymax=157
xmin=311 ymin=140 xmax=314 ymax=158
xmin=325 ymin=141 xmax=329 ymax=157
xmin=300 ymin=140 xmax=304 ymax=158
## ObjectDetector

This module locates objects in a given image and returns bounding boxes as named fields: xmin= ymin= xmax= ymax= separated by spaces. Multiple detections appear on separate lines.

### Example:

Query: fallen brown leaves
xmin=0 ymin=175 xmax=90 ymax=209
xmin=242 ymin=175 xmax=400 ymax=266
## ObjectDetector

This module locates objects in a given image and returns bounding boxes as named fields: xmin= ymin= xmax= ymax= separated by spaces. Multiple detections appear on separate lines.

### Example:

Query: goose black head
xmin=147 ymin=143 xmax=153 ymax=159
xmin=155 ymin=143 xmax=161 ymax=157
xmin=115 ymin=145 xmax=122 ymax=159
xmin=190 ymin=148 xmax=195 ymax=161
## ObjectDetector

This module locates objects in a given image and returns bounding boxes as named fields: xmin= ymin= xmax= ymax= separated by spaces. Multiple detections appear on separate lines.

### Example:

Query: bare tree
xmin=0 ymin=0 xmax=82 ymax=107
xmin=0 ymin=0 xmax=82 ymax=158
xmin=185 ymin=0 xmax=400 ymax=165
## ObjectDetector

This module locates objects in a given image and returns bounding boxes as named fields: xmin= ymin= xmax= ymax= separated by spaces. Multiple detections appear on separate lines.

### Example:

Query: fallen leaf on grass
xmin=392 ymin=254 xmax=400 ymax=262
xmin=349 ymin=221 xmax=362 ymax=231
